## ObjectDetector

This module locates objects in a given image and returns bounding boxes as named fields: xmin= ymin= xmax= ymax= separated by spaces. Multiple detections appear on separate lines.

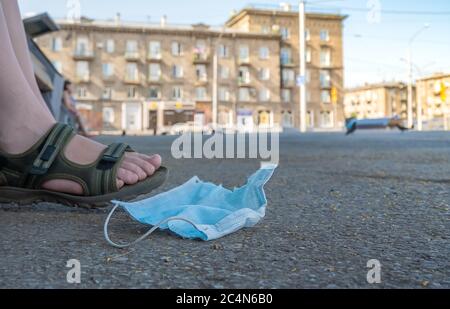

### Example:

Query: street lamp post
xmin=407 ymin=24 xmax=429 ymax=129
xmin=299 ymin=0 xmax=307 ymax=132
xmin=212 ymin=28 xmax=226 ymax=130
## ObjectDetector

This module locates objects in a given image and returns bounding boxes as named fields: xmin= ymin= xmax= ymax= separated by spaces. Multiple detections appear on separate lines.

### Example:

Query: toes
xmin=117 ymin=168 xmax=139 ymax=185
xmin=116 ymin=179 xmax=125 ymax=189
xmin=137 ymin=153 xmax=162 ymax=170
xmin=125 ymin=154 xmax=155 ymax=176
xmin=121 ymin=161 xmax=147 ymax=181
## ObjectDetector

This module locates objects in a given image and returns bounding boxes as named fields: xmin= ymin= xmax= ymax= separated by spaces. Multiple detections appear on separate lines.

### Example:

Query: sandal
xmin=0 ymin=123 xmax=167 ymax=208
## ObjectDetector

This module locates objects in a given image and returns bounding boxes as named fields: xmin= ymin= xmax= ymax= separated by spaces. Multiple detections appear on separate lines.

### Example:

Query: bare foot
xmin=40 ymin=135 xmax=162 ymax=195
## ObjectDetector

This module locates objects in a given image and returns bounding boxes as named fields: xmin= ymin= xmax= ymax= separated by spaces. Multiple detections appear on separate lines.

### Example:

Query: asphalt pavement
xmin=0 ymin=130 xmax=449 ymax=288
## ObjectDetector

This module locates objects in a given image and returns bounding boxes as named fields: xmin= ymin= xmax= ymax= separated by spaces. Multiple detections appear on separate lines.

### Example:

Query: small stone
xmin=421 ymin=280 xmax=430 ymax=287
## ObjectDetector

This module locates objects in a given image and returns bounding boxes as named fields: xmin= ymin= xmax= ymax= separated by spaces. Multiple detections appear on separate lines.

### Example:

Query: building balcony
xmin=123 ymin=76 xmax=141 ymax=85
xmin=124 ymin=51 xmax=140 ymax=61
xmin=238 ymin=78 xmax=252 ymax=87
xmin=195 ymin=77 xmax=208 ymax=86
xmin=281 ymin=59 xmax=296 ymax=68
xmin=147 ymin=76 xmax=163 ymax=84
xmin=102 ymin=75 xmax=115 ymax=83
xmin=147 ymin=54 xmax=162 ymax=62
xmin=73 ymin=50 xmax=95 ymax=60
xmin=320 ymin=83 xmax=332 ymax=89
xmin=74 ymin=75 xmax=90 ymax=83
xmin=282 ymin=80 xmax=295 ymax=88
xmin=193 ymin=52 xmax=210 ymax=64
xmin=238 ymin=57 xmax=251 ymax=66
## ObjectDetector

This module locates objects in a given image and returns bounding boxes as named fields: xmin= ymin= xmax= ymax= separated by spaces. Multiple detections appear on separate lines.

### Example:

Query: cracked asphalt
xmin=0 ymin=131 xmax=449 ymax=288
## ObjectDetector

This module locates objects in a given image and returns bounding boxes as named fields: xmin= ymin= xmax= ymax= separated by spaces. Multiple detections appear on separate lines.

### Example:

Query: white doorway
xmin=123 ymin=102 xmax=142 ymax=131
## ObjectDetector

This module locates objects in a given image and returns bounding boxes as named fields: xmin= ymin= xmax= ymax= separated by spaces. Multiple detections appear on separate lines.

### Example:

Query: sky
xmin=18 ymin=0 xmax=450 ymax=88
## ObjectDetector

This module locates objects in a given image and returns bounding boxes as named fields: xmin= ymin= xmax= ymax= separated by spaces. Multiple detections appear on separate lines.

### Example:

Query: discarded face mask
xmin=104 ymin=164 xmax=277 ymax=248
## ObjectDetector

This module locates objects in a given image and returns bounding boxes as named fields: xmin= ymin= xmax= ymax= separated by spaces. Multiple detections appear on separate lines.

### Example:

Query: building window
xmin=321 ymin=90 xmax=331 ymax=103
xmin=259 ymin=88 xmax=270 ymax=102
xmin=171 ymin=41 xmax=183 ymax=56
xmin=261 ymin=25 xmax=270 ymax=34
xmin=320 ymin=111 xmax=333 ymax=128
xmin=149 ymin=63 xmax=161 ymax=81
xmin=320 ymin=70 xmax=331 ymax=87
xmin=102 ymin=63 xmax=114 ymax=78
xmin=103 ymin=107 xmax=115 ymax=125
xmin=148 ymin=41 xmax=161 ymax=59
xmin=305 ymin=28 xmax=311 ymax=41
xmin=218 ymin=44 xmax=229 ymax=58
xmin=125 ymin=40 xmax=138 ymax=57
xmin=77 ymin=87 xmax=87 ymax=98
xmin=306 ymin=69 xmax=311 ymax=83
xmin=219 ymin=87 xmax=230 ymax=101
xmin=52 ymin=61 xmax=62 ymax=73
xmin=282 ymin=111 xmax=293 ymax=127
xmin=195 ymin=64 xmax=207 ymax=81
xmin=75 ymin=37 xmax=90 ymax=56
xmin=102 ymin=87 xmax=112 ymax=100
xmin=282 ymin=69 xmax=295 ymax=83
xmin=239 ymin=45 xmax=249 ymax=62
xmin=281 ymin=89 xmax=291 ymax=102
xmin=281 ymin=47 xmax=292 ymax=65
xmin=126 ymin=63 xmax=138 ymax=81
xmin=320 ymin=29 xmax=330 ymax=41
xmin=195 ymin=87 xmax=207 ymax=100
xmin=149 ymin=86 xmax=161 ymax=99
xmin=172 ymin=86 xmax=183 ymax=99
xmin=239 ymin=88 xmax=250 ymax=101
xmin=172 ymin=65 xmax=183 ymax=78
xmin=75 ymin=61 xmax=89 ymax=81
xmin=238 ymin=66 xmax=250 ymax=84
xmin=105 ymin=39 xmax=114 ymax=53
xmin=51 ymin=37 xmax=62 ymax=52
xmin=320 ymin=48 xmax=331 ymax=67
xmin=127 ymin=86 xmax=137 ymax=98
xmin=306 ymin=47 xmax=312 ymax=63
xmin=280 ymin=27 xmax=290 ymax=40
xmin=220 ymin=65 xmax=229 ymax=79
xmin=259 ymin=68 xmax=270 ymax=80
xmin=259 ymin=46 xmax=269 ymax=59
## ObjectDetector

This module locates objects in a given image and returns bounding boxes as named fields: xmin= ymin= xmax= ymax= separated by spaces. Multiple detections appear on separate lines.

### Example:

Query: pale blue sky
xmin=18 ymin=0 xmax=450 ymax=87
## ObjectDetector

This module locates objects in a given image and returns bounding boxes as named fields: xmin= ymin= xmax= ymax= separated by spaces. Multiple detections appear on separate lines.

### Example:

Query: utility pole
xmin=407 ymin=48 xmax=414 ymax=129
xmin=407 ymin=23 xmax=429 ymax=129
xmin=212 ymin=48 xmax=218 ymax=130
xmin=299 ymin=0 xmax=307 ymax=132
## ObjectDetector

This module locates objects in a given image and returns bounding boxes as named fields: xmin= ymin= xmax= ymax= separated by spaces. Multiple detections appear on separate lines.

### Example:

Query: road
xmin=0 ymin=131 xmax=449 ymax=288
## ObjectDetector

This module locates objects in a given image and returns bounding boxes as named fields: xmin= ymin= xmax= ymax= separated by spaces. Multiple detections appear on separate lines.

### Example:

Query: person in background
xmin=63 ymin=80 xmax=89 ymax=137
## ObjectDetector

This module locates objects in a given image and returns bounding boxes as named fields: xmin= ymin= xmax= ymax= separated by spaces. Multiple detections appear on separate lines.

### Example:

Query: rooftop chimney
xmin=280 ymin=3 xmax=291 ymax=12
xmin=160 ymin=15 xmax=167 ymax=27
xmin=115 ymin=12 xmax=121 ymax=25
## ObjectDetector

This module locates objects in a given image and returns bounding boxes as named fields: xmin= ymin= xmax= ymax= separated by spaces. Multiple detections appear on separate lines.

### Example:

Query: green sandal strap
xmin=0 ymin=123 xmax=134 ymax=196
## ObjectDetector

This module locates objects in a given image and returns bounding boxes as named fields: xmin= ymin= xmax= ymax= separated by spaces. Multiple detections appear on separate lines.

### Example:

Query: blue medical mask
xmin=104 ymin=164 xmax=277 ymax=248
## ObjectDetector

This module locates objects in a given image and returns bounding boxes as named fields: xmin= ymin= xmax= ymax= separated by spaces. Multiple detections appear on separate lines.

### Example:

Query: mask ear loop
xmin=104 ymin=203 xmax=198 ymax=248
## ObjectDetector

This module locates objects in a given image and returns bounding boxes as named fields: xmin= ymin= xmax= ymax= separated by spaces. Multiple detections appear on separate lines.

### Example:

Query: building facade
xmin=344 ymin=82 xmax=414 ymax=120
xmin=226 ymin=7 xmax=346 ymax=130
xmin=416 ymin=73 xmax=450 ymax=129
xmin=35 ymin=6 xmax=346 ymax=134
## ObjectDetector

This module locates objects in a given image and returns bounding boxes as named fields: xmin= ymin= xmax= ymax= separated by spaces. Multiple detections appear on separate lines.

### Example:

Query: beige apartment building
xmin=226 ymin=6 xmax=346 ymax=130
xmin=35 ymin=6 xmax=346 ymax=133
xmin=344 ymin=82 xmax=414 ymax=120
xmin=416 ymin=73 xmax=450 ymax=129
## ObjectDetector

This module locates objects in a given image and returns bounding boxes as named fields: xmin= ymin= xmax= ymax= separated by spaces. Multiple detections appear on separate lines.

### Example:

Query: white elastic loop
xmin=104 ymin=203 xmax=198 ymax=248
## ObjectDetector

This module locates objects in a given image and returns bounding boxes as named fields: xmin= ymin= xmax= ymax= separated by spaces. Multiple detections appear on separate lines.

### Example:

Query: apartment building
xmin=35 ymin=5 xmax=346 ymax=133
xmin=416 ymin=73 xmax=450 ymax=128
xmin=226 ymin=5 xmax=346 ymax=129
xmin=344 ymin=82 xmax=414 ymax=120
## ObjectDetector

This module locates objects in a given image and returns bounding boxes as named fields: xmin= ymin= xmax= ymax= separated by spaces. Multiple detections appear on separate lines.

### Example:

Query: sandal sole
xmin=0 ymin=167 xmax=168 ymax=209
